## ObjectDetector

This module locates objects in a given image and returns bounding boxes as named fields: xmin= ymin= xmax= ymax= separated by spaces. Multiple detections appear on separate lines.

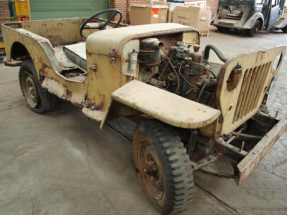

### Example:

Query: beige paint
xmin=200 ymin=46 xmax=286 ymax=138
xmin=2 ymin=20 xmax=202 ymax=129
xmin=2 ymin=18 xmax=287 ymax=184
xmin=218 ymin=46 xmax=286 ymax=136
xmin=102 ymin=80 xmax=221 ymax=129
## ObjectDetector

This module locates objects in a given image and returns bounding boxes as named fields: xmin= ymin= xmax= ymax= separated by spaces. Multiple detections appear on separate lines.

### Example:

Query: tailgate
xmin=235 ymin=113 xmax=287 ymax=185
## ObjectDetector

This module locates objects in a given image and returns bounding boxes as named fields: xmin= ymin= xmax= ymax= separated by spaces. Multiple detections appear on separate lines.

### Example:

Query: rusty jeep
xmin=2 ymin=9 xmax=287 ymax=215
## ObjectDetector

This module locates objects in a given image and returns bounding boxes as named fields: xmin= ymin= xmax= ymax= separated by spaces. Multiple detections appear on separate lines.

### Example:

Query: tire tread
xmin=134 ymin=120 xmax=194 ymax=215
xmin=19 ymin=59 xmax=56 ymax=113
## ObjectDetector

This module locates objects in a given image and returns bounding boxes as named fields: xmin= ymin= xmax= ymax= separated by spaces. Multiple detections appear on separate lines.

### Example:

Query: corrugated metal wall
xmin=30 ymin=0 xmax=108 ymax=20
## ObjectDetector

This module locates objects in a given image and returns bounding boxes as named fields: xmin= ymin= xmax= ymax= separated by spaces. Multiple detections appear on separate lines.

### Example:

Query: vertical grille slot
xmin=238 ymin=67 xmax=254 ymax=120
xmin=252 ymin=62 xmax=271 ymax=109
xmin=245 ymin=65 xmax=261 ymax=114
xmin=241 ymin=66 xmax=258 ymax=117
xmin=233 ymin=68 xmax=251 ymax=122
xmin=233 ymin=62 xmax=271 ymax=123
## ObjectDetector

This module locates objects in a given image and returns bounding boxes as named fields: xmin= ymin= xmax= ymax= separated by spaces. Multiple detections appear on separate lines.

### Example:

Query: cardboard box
xmin=167 ymin=10 xmax=173 ymax=23
xmin=173 ymin=5 xmax=211 ymax=34
xmin=147 ymin=0 xmax=167 ymax=5
xmin=166 ymin=2 xmax=185 ymax=23
xmin=185 ymin=1 xmax=206 ymax=7
xmin=131 ymin=4 xmax=168 ymax=25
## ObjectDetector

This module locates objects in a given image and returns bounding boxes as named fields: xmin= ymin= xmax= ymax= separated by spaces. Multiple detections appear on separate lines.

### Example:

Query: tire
xmin=248 ymin=20 xmax=260 ymax=37
xmin=281 ymin=25 xmax=287 ymax=33
xmin=19 ymin=59 xmax=56 ymax=113
xmin=217 ymin=27 xmax=224 ymax=31
xmin=133 ymin=120 xmax=194 ymax=215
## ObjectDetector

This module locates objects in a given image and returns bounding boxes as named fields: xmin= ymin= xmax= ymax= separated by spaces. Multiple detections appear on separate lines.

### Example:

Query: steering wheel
xmin=80 ymin=9 xmax=122 ymax=39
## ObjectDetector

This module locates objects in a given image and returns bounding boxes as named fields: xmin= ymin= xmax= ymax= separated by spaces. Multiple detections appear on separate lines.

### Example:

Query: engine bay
xmin=137 ymin=38 xmax=218 ymax=106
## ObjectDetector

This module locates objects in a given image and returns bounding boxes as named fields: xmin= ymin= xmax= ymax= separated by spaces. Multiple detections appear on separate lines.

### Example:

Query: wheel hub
xmin=138 ymin=139 xmax=164 ymax=200
xmin=22 ymin=72 xmax=39 ymax=108
xmin=28 ymin=84 xmax=36 ymax=98
xmin=145 ymin=160 xmax=157 ymax=177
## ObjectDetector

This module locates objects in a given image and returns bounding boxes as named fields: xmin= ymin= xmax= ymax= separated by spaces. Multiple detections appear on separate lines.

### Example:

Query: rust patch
xmin=72 ymin=103 xmax=84 ymax=108
xmin=86 ymin=94 xmax=106 ymax=111
xmin=236 ymin=113 xmax=287 ymax=185
xmin=66 ymin=88 xmax=72 ymax=100
xmin=108 ymin=49 xmax=120 ymax=58
xmin=126 ymin=74 xmax=134 ymax=81
xmin=95 ymin=99 xmax=105 ymax=110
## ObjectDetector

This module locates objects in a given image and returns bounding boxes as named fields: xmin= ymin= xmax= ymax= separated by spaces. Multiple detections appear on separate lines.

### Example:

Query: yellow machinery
xmin=0 ymin=0 xmax=31 ymax=52
xmin=14 ymin=0 xmax=31 ymax=21
xmin=0 ymin=35 xmax=4 ymax=52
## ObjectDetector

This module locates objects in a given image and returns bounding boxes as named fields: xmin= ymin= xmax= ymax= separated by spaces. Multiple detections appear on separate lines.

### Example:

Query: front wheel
xmin=133 ymin=120 xmax=194 ymax=215
xmin=248 ymin=20 xmax=260 ymax=37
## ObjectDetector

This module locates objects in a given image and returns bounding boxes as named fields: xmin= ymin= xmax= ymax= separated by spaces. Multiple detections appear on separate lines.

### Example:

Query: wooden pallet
xmin=200 ymin=33 xmax=209 ymax=37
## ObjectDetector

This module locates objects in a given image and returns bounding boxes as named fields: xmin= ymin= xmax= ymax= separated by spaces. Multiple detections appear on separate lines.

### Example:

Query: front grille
xmin=233 ymin=62 xmax=271 ymax=123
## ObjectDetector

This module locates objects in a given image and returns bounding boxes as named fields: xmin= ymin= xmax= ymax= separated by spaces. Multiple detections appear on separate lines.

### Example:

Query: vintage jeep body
xmin=2 ymin=9 xmax=287 ymax=215
xmin=211 ymin=0 xmax=287 ymax=36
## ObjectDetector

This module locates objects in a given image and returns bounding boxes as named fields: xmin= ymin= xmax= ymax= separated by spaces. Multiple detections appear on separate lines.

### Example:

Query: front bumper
xmin=213 ymin=23 xmax=244 ymax=30
xmin=235 ymin=113 xmax=287 ymax=185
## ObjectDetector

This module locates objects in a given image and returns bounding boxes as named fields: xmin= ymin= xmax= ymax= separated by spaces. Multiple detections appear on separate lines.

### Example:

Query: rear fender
xmin=274 ymin=14 xmax=287 ymax=29
xmin=242 ymin=12 xmax=264 ymax=30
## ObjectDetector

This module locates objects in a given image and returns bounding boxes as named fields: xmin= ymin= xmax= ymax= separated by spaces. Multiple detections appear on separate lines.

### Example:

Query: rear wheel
xmin=248 ymin=20 xmax=260 ymax=37
xmin=133 ymin=120 xmax=194 ymax=215
xmin=19 ymin=59 xmax=56 ymax=113
xmin=281 ymin=25 xmax=287 ymax=33
xmin=217 ymin=26 xmax=224 ymax=31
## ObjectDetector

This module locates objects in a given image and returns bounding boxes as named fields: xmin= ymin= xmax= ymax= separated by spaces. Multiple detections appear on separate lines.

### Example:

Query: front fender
xmin=242 ymin=12 xmax=264 ymax=30
xmin=96 ymin=80 xmax=221 ymax=129
xmin=274 ymin=14 xmax=287 ymax=29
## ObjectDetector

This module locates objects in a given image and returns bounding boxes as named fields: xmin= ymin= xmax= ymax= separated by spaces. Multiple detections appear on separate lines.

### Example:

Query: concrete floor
xmin=0 ymin=28 xmax=287 ymax=215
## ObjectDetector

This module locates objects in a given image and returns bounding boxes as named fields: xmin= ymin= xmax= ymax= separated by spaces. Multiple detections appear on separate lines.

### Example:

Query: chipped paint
xmin=101 ymin=80 xmax=221 ymax=129
xmin=200 ymin=46 xmax=287 ymax=137
xmin=3 ymin=18 xmax=287 ymax=186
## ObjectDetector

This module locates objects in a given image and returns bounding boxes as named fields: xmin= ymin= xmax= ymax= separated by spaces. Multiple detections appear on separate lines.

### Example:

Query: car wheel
xmin=217 ymin=27 xmax=224 ymax=31
xmin=281 ymin=25 xmax=287 ymax=33
xmin=133 ymin=120 xmax=194 ymax=215
xmin=19 ymin=59 xmax=56 ymax=113
xmin=248 ymin=20 xmax=260 ymax=37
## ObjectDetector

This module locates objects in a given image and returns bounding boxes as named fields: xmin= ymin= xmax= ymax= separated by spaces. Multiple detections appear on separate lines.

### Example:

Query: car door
xmin=262 ymin=0 xmax=270 ymax=22
xmin=267 ymin=0 xmax=280 ymax=29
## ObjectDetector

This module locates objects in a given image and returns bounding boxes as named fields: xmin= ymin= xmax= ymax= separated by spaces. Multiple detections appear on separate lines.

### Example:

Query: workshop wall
xmin=30 ymin=0 xmax=109 ymax=20
xmin=0 ymin=0 xmax=10 ymax=21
